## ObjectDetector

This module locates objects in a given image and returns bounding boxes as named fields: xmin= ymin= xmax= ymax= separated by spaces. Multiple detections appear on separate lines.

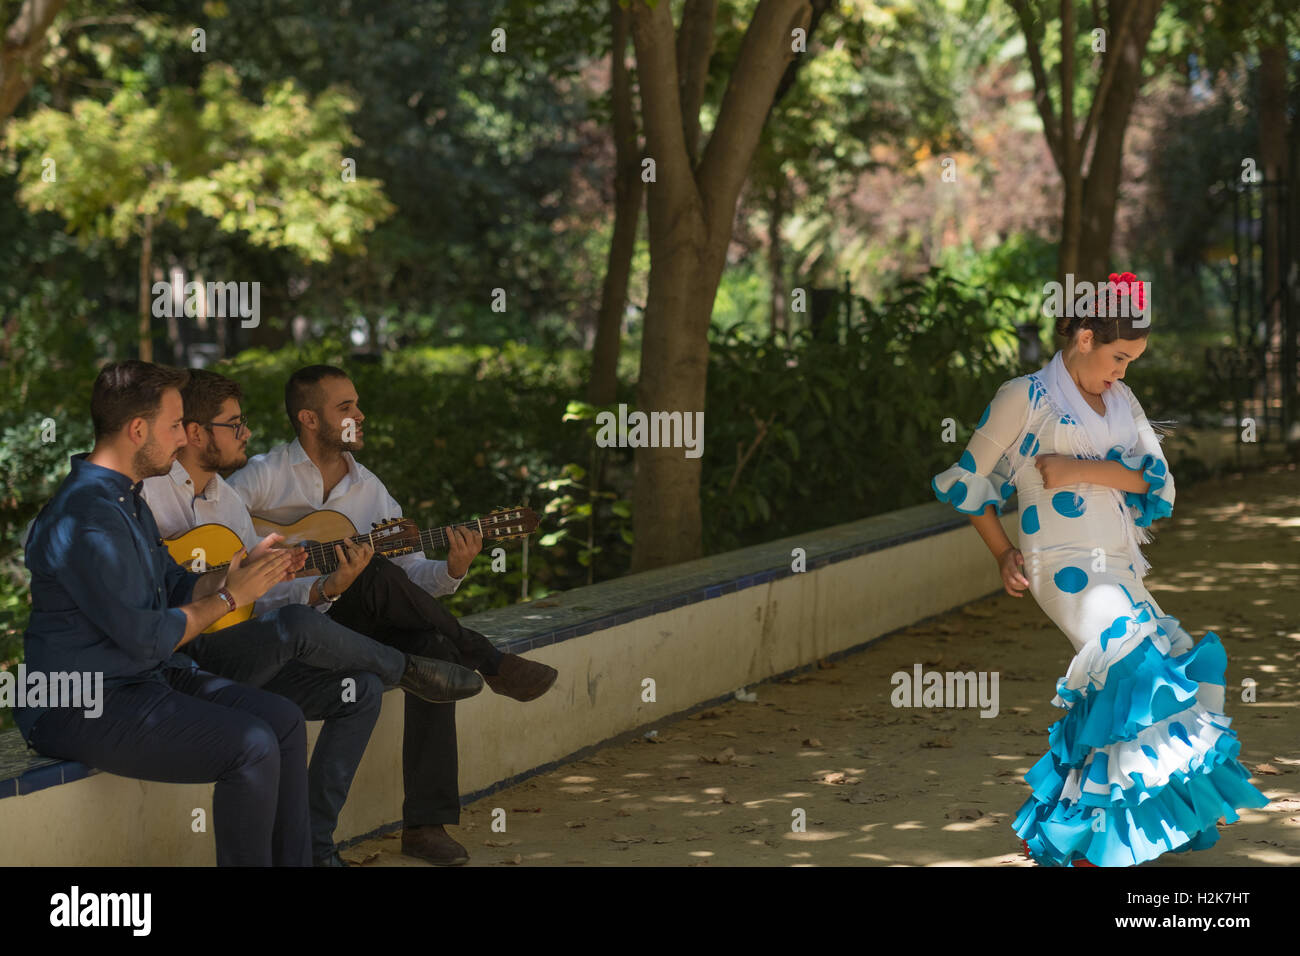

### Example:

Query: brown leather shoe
xmin=401 ymin=825 xmax=469 ymax=866
xmin=483 ymin=653 xmax=558 ymax=702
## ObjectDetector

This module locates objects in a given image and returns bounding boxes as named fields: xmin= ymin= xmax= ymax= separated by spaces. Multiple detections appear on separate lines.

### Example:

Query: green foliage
xmin=935 ymin=230 xmax=1058 ymax=328
xmin=701 ymin=268 xmax=1024 ymax=552
xmin=540 ymin=401 xmax=635 ymax=583
xmin=5 ymin=62 xmax=393 ymax=259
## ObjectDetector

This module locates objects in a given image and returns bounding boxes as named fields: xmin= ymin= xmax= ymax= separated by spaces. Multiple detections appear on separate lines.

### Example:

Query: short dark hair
xmin=181 ymin=368 xmax=244 ymax=428
xmin=91 ymin=360 xmax=190 ymax=439
xmin=285 ymin=364 xmax=349 ymax=435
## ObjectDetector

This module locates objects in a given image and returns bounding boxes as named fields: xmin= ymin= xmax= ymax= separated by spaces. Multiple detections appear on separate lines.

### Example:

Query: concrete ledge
xmin=0 ymin=500 xmax=1017 ymax=865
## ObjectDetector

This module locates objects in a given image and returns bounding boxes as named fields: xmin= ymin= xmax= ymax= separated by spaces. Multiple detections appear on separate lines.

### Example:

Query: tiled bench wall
xmin=0 ymin=500 xmax=1016 ymax=864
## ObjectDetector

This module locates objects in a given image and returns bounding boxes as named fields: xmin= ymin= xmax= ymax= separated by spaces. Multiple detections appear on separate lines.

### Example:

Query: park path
xmin=346 ymin=463 xmax=1300 ymax=867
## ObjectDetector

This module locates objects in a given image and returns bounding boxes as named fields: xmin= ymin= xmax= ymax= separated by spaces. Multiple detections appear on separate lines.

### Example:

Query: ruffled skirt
xmin=1013 ymin=594 xmax=1270 ymax=866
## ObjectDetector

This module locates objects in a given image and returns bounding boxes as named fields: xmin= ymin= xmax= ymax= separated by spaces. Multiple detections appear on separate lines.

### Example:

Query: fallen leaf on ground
xmin=922 ymin=737 xmax=955 ymax=748
xmin=802 ymin=737 xmax=823 ymax=748
xmin=700 ymin=747 xmax=737 ymax=765
xmin=1255 ymin=763 xmax=1284 ymax=775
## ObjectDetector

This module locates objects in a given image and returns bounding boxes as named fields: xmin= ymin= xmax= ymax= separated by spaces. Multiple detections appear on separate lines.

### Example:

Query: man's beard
xmin=321 ymin=421 xmax=363 ymax=453
xmin=198 ymin=441 xmax=247 ymax=475
xmin=133 ymin=435 xmax=175 ymax=479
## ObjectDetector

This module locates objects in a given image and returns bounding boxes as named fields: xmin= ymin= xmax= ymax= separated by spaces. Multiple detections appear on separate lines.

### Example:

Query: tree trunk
xmin=138 ymin=215 xmax=154 ymax=362
xmin=628 ymin=0 xmax=807 ymax=571
xmin=0 ymin=0 xmax=67 ymax=125
xmin=1056 ymin=0 xmax=1081 ymax=283
xmin=1074 ymin=0 xmax=1160 ymax=283
xmin=588 ymin=0 xmax=645 ymax=406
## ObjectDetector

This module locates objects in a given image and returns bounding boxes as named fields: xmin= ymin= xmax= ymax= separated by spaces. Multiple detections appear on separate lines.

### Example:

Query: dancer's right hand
xmin=998 ymin=547 xmax=1030 ymax=597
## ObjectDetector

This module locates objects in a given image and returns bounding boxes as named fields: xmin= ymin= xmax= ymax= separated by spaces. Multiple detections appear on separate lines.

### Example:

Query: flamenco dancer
xmin=931 ymin=304 xmax=1269 ymax=867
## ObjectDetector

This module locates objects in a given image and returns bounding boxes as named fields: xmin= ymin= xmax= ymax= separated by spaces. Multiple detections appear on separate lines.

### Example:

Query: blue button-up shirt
xmin=16 ymin=454 xmax=201 ymax=738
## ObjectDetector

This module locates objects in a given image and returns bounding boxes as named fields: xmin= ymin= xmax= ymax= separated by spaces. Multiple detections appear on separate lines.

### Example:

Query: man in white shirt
xmin=141 ymin=369 xmax=484 ymax=867
xmin=225 ymin=364 xmax=558 ymax=866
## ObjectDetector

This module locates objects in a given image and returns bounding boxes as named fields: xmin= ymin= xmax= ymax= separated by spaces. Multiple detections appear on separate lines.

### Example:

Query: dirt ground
xmin=344 ymin=463 xmax=1300 ymax=867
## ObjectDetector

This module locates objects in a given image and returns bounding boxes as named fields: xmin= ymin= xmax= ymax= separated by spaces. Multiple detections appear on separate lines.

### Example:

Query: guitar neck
xmin=302 ymin=519 xmax=486 ymax=575
xmin=416 ymin=519 xmax=486 ymax=553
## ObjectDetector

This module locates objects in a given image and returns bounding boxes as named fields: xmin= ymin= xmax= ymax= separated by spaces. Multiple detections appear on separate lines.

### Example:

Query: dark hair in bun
xmin=1054 ymin=313 xmax=1150 ymax=344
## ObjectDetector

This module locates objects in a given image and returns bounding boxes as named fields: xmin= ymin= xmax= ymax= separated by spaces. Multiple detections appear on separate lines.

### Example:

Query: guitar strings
xmin=192 ymin=512 xmax=524 ymax=575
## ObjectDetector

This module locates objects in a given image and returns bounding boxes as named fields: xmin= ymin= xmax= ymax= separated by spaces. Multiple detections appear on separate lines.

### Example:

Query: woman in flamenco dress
xmin=931 ymin=304 xmax=1269 ymax=867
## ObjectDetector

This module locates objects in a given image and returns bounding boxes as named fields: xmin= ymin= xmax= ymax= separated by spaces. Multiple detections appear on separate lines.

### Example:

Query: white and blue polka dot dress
xmin=932 ymin=372 xmax=1268 ymax=866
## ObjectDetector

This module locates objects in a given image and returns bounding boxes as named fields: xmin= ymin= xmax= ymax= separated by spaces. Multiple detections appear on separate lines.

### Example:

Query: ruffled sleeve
xmin=1106 ymin=385 xmax=1175 ymax=526
xmin=932 ymin=378 xmax=1029 ymax=516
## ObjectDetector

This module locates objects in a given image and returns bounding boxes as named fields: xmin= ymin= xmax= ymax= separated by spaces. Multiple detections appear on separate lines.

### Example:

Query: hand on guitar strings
xmin=324 ymin=537 xmax=376 ymax=596
xmin=446 ymin=524 xmax=484 ymax=579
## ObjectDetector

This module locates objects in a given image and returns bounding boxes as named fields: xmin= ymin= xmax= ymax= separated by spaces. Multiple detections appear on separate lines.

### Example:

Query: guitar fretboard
xmin=299 ymin=518 xmax=492 ymax=575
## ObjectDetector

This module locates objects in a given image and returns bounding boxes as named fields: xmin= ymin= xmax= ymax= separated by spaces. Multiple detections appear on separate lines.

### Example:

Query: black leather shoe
xmin=314 ymin=851 xmax=348 ymax=867
xmin=400 ymin=656 xmax=483 ymax=703
xmin=483 ymin=653 xmax=558 ymax=702
xmin=401 ymin=825 xmax=469 ymax=866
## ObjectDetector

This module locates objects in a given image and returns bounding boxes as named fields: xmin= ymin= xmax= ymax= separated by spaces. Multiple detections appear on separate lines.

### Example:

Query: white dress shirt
xmin=140 ymin=458 xmax=307 ymax=617
xmin=224 ymin=438 xmax=465 ymax=613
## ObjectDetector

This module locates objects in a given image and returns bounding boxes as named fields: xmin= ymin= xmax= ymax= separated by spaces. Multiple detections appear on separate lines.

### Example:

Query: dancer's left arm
xmin=1079 ymin=386 xmax=1176 ymax=525
xmin=1066 ymin=459 xmax=1152 ymax=494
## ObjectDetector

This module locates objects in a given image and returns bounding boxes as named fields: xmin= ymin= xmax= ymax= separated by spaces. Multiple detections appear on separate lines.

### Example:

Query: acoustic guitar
xmin=165 ymin=507 xmax=539 ymax=632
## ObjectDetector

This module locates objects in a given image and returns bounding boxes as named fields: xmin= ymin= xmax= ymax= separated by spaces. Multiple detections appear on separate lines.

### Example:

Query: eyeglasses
xmin=204 ymin=415 xmax=250 ymax=436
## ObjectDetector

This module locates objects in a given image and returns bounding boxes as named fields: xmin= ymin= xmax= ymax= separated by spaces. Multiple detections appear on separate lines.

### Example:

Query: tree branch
xmin=695 ymin=0 xmax=808 ymax=243
xmin=1008 ymin=0 xmax=1065 ymax=174
xmin=675 ymin=0 xmax=717 ymax=167
xmin=0 ymin=0 xmax=69 ymax=123
xmin=1077 ymin=0 xmax=1143 ymax=166
xmin=1060 ymin=0 xmax=1076 ymax=174
xmin=726 ymin=410 xmax=776 ymax=494
xmin=766 ymin=0 xmax=833 ymax=119
xmin=629 ymin=0 xmax=704 ymax=219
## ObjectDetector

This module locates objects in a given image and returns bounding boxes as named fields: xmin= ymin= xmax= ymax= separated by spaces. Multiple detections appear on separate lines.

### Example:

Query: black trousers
xmin=326 ymin=556 xmax=500 ymax=826
xmin=27 ymin=661 xmax=311 ymax=866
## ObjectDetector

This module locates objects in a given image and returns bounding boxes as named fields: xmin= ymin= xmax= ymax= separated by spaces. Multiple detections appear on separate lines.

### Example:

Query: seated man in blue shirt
xmin=17 ymin=361 xmax=476 ymax=866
